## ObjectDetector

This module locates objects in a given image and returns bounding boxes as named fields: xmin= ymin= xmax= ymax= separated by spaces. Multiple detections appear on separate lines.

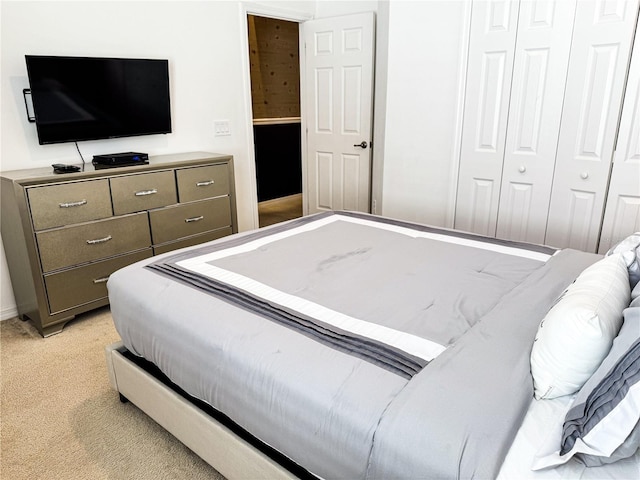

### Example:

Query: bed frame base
xmin=105 ymin=342 xmax=298 ymax=480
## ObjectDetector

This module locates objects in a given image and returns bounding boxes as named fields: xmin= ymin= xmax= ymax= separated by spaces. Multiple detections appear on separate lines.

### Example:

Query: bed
xmin=105 ymin=211 xmax=640 ymax=479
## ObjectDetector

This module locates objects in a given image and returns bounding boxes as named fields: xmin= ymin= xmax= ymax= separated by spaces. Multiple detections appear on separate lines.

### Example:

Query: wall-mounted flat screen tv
xmin=25 ymin=55 xmax=172 ymax=145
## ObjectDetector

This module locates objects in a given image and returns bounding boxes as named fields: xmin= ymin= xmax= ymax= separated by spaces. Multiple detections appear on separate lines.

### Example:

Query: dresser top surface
xmin=0 ymin=152 xmax=232 ymax=185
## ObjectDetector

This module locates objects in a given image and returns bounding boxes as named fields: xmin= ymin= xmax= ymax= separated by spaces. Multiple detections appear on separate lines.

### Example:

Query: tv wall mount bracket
xmin=23 ymin=88 xmax=35 ymax=123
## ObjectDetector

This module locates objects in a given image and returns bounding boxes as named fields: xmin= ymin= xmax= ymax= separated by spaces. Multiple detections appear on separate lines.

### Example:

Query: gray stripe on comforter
xmin=148 ymin=261 xmax=427 ymax=378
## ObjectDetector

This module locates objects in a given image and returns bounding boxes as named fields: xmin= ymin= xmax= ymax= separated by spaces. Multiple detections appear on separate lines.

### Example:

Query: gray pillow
xmin=560 ymin=306 xmax=640 ymax=465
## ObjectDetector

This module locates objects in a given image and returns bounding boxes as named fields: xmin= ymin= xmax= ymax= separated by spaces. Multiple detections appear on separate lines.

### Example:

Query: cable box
xmin=92 ymin=152 xmax=149 ymax=167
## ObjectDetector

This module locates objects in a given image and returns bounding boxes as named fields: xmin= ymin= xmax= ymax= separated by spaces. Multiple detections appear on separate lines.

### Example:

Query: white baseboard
xmin=1 ymin=305 xmax=18 ymax=321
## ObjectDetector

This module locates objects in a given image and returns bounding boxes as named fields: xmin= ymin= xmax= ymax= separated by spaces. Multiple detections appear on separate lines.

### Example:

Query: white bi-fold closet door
xmin=544 ymin=0 xmax=639 ymax=252
xmin=455 ymin=0 xmax=575 ymax=244
xmin=455 ymin=0 xmax=639 ymax=252
xmin=599 ymin=25 xmax=640 ymax=254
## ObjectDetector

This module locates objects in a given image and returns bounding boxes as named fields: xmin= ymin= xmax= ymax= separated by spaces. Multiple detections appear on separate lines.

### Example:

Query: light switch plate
xmin=214 ymin=121 xmax=231 ymax=136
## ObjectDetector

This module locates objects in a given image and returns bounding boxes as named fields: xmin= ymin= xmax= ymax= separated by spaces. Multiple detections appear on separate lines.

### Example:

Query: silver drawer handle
xmin=59 ymin=199 xmax=87 ymax=208
xmin=185 ymin=215 xmax=204 ymax=223
xmin=93 ymin=276 xmax=110 ymax=284
xmin=196 ymin=180 xmax=215 ymax=187
xmin=135 ymin=188 xmax=158 ymax=196
xmin=86 ymin=235 xmax=112 ymax=245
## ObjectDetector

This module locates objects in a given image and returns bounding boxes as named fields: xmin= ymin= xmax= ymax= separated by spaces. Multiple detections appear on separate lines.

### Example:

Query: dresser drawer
xmin=177 ymin=164 xmax=230 ymax=203
xmin=110 ymin=171 xmax=177 ymax=215
xmin=28 ymin=179 xmax=112 ymax=230
xmin=44 ymin=249 xmax=152 ymax=314
xmin=37 ymin=213 xmax=151 ymax=272
xmin=149 ymin=197 xmax=231 ymax=245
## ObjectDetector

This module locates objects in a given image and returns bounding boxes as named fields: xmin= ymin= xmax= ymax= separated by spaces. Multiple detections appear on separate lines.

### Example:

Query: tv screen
xmin=25 ymin=55 xmax=172 ymax=145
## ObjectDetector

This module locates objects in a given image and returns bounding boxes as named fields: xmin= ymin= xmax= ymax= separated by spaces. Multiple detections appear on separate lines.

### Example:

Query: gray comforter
xmin=108 ymin=212 xmax=599 ymax=479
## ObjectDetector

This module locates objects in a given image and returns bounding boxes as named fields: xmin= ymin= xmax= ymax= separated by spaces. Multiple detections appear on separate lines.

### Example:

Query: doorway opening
xmin=247 ymin=15 xmax=303 ymax=228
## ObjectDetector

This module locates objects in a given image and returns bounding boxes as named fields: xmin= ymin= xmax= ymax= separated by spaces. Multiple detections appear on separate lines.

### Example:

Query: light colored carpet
xmin=0 ymin=308 xmax=225 ymax=479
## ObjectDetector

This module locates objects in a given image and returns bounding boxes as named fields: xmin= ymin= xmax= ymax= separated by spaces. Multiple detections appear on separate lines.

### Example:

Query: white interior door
xmin=303 ymin=12 xmax=375 ymax=214
xmin=495 ymin=0 xmax=576 ymax=244
xmin=544 ymin=0 xmax=640 ymax=252
xmin=455 ymin=0 xmax=520 ymax=236
xmin=599 ymin=25 xmax=640 ymax=254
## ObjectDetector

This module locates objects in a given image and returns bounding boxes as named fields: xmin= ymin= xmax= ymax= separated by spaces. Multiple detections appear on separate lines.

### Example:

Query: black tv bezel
xmin=25 ymin=55 xmax=172 ymax=145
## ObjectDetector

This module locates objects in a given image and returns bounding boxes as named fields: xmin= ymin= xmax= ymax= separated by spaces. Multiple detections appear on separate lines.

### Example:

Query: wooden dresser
xmin=1 ymin=152 xmax=237 ymax=336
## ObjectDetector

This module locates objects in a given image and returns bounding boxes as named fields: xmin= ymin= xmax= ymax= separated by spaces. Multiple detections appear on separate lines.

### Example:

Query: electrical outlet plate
xmin=214 ymin=121 xmax=231 ymax=136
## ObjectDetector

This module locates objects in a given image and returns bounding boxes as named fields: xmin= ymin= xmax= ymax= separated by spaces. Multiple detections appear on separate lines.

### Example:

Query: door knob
xmin=354 ymin=141 xmax=368 ymax=149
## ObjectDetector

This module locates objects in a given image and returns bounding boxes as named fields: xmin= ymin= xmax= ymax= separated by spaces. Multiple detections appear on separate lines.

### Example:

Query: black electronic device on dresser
xmin=92 ymin=152 xmax=149 ymax=167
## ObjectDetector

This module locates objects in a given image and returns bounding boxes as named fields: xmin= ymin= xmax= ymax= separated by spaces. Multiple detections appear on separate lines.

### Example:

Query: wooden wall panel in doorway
xmin=248 ymin=15 xmax=300 ymax=119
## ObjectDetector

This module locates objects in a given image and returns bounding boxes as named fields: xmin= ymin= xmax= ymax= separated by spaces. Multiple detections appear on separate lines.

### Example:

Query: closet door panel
xmin=600 ymin=196 xmax=640 ymax=252
xmin=500 ymin=181 xmax=534 ymax=240
xmin=599 ymin=24 xmax=640 ymax=253
xmin=496 ymin=0 xmax=576 ymax=243
xmin=545 ymin=0 xmax=639 ymax=251
xmin=455 ymin=0 xmax=520 ymax=236
xmin=563 ymin=190 xmax=598 ymax=252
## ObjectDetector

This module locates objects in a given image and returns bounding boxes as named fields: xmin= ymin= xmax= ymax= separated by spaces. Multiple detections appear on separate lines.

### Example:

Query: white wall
xmin=371 ymin=0 xmax=390 ymax=215
xmin=377 ymin=0 xmax=469 ymax=227
xmin=0 ymin=234 xmax=16 ymax=320
xmin=315 ymin=0 xmax=379 ymax=17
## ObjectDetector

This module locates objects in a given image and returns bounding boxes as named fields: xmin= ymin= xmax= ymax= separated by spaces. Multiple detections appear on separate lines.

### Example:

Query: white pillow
xmin=606 ymin=232 xmax=640 ymax=288
xmin=531 ymin=254 xmax=630 ymax=399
